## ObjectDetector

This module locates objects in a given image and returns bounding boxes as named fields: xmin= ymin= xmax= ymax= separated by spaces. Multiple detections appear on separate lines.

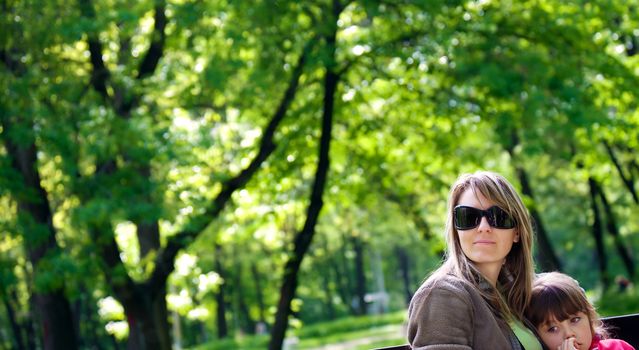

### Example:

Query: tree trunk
xmin=330 ymin=252 xmax=352 ymax=314
xmin=250 ymin=263 xmax=266 ymax=326
xmin=595 ymin=180 xmax=635 ymax=278
xmin=214 ymin=244 xmax=228 ymax=339
xmin=0 ymin=117 xmax=78 ymax=350
xmin=318 ymin=238 xmax=336 ymax=320
xmin=234 ymin=262 xmax=256 ymax=334
xmin=25 ymin=290 xmax=38 ymax=350
xmin=337 ymin=232 xmax=356 ymax=314
xmin=505 ymin=131 xmax=561 ymax=271
xmin=351 ymin=235 xmax=368 ymax=315
xmin=514 ymin=166 xmax=562 ymax=272
xmin=2 ymin=290 xmax=25 ymax=350
xmin=82 ymin=290 xmax=106 ymax=350
xmin=124 ymin=286 xmax=171 ymax=350
xmin=588 ymin=177 xmax=610 ymax=288
xmin=603 ymin=141 xmax=638 ymax=204
xmin=35 ymin=292 xmax=78 ymax=350
xmin=396 ymin=246 xmax=413 ymax=306
xmin=322 ymin=270 xmax=336 ymax=320
xmin=268 ymin=4 xmax=339 ymax=346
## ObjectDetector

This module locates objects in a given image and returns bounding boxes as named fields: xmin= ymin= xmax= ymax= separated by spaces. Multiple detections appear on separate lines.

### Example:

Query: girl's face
xmin=455 ymin=189 xmax=519 ymax=284
xmin=536 ymin=312 xmax=593 ymax=350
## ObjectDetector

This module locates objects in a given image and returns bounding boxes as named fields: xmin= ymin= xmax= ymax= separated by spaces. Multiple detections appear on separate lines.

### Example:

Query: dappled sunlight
xmin=1 ymin=0 xmax=638 ymax=349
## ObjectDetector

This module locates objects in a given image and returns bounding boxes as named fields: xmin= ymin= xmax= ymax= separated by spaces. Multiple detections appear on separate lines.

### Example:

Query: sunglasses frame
xmin=453 ymin=205 xmax=516 ymax=230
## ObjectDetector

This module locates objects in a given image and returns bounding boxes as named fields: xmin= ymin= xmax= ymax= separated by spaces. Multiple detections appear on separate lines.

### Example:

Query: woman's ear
xmin=513 ymin=231 xmax=520 ymax=243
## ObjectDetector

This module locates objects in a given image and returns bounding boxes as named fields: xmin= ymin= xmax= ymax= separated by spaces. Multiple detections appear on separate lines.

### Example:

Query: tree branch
xmin=603 ymin=140 xmax=639 ymax=204
xmin=136 ymin=1 xmax=167 ymax=80
xmin=150 ymin=39 xmax=315 ymax=291
xmin=78 ymin=0 xmax=112 ymax=101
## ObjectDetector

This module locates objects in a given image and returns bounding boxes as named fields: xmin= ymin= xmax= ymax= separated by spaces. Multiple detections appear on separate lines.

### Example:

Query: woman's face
xmin=536 ymin=312 xmax=593 ymax=350
xmin=456 ymin=188 xmax=519 ymax=284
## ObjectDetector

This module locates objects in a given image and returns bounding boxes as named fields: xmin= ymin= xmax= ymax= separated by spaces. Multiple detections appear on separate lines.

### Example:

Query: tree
xmin=3 ymin=0 xmax=315 ymax=347
xmin=269 ymin=1 xmax=343 ymax=348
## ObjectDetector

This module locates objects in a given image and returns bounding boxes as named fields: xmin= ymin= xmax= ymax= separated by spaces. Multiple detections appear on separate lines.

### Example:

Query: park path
xmin=304 ymin=324 xmax=405 ymax=350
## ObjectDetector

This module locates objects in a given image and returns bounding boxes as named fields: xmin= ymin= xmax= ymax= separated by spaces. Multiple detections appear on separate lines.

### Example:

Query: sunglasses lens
xmin=454 ymin=206 xmax=481 ymax=230
xmin=488 ymin=206 xmax=516 ymax=229
xmin=454 ymin=206 xmax=516 ymax=230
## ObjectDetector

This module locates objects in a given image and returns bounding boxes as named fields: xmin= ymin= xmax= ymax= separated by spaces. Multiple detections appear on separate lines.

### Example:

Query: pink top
xmin=589 ymin=336 xmax=635 ymax=350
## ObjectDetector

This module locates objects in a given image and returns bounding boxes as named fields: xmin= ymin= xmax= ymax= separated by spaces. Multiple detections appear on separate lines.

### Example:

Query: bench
xmin=372 ymin=313 xmax=639 ymax=350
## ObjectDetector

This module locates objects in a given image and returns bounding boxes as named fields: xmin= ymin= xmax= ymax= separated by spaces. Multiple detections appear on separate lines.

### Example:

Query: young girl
xmin=526 ymin=272 xmax=635 ymax=350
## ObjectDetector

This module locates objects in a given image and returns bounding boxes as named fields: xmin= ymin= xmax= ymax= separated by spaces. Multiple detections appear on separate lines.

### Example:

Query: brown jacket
xmin=408 ymin=273 xmax=520 ymax=350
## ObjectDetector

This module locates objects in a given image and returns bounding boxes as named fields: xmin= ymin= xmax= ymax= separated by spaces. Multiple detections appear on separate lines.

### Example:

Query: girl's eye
xmin=571 ymin=316 xmax=582 ymax=323
xmin=546 ymin=326 xmax=558 ymax=333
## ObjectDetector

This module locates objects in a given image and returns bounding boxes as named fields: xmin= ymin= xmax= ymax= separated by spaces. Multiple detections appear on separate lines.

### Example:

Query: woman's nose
xmin=477 ymin=216 xmax=492 ymax=231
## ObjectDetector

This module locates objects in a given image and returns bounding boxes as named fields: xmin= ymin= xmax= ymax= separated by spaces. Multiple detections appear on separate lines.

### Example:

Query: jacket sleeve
xmin=407 ymin=280 xmax=474 ymax=350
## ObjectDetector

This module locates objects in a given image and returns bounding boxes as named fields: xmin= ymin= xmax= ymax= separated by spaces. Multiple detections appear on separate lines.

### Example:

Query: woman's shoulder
xmin=411 ymin=272 xmax=474 ymax=304
xmin=421 ymin=272 xmax=473 ymax=292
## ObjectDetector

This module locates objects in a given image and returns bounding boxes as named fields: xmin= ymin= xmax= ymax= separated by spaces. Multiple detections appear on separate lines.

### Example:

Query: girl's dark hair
xmin=526 ymin=272 xmax=607 ymax=338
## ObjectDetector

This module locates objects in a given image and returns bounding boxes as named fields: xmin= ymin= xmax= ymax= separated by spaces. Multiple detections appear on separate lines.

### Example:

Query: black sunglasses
xmin=453 ymin=205 xmax=516 ymax=230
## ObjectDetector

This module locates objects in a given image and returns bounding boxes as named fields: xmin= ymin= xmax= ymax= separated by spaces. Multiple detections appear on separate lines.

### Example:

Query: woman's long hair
xmin=435 ymin=171 xmax=535 ymax=322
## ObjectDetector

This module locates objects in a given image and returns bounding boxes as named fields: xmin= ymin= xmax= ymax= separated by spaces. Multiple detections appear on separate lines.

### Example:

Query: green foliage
xmin=1 ymin=0 xmax=639 ymax=347
xmin=596 ymin=288 xmax=639 ymax=317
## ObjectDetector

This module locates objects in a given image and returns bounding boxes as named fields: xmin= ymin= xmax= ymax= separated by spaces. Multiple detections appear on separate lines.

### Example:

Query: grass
xmin=353 ymin=337 xmax=407 ymax=350
xmin=189 ymin=310 xmax=407 ymax=350
xmin=297 ymin=324 xmax=404 ymax=349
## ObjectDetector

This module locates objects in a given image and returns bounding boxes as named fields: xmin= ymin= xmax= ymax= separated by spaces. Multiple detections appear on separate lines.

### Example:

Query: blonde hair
xmin=526 ymin=272 xmax=606 ymax=338
xmin=435 ymin=171 xmax=535 ymax=322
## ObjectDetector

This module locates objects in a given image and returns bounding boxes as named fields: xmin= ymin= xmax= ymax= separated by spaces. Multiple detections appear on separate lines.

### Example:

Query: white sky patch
xmin=240 ymin=128 xmax=262 ymax=148
xmin=167 ymin=289 xmax=193 ymax=311
xmin=227 ymin=107 xmax=240 ymax=120
xmin=371 ymin=98 xmax=386 ymax=114
xmin=114 ymin=221 xmax=138 ymax=264
xmin=105 ymin=321 xmax=128 ymax=339
xmin=175 ymin=253 xmax=197 ymax=276
xmin=194 ymin=58 xmax=206 ymax=73
xmin=179 ymin=205 xmax=193 ymax=216
xmin=98 ymin=296 xmax=125 ymax=319
xmin=188 ymin=307 xmax=210 ymax=320
xmin=172 ymin=110 xmax=199 ymax=132
xmin=198 ymin=272 xmax=221 ymax=292
xmin=351 ymin=44 xmax=370 ymax=56
xmin=342 ymin=25 xmax=359 ymax=38
xmin=254 ymin=223 xmax=280 ymax=246
xmin=342 ymin=89 xmax=356 ymax=102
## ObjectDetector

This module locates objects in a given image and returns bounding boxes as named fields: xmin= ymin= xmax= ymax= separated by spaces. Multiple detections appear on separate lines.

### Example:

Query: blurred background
xmin=1 ymin=0 xmax=638 ymax=349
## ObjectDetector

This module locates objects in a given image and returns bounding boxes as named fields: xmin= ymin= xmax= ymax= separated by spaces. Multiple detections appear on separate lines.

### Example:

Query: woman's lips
xmin=474 ymin=240 xmax=495 ymax=244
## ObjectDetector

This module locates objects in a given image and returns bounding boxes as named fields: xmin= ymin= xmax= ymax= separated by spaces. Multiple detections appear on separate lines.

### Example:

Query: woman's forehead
xmin=457 ymin=187 xmax=492 ymax=207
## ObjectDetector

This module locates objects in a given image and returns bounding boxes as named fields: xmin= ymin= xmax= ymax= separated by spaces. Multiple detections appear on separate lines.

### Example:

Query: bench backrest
xmin=371 ymin=313 xmax=639 ymax=350
xmin=603 ymin=313 xmax=639 ymax=347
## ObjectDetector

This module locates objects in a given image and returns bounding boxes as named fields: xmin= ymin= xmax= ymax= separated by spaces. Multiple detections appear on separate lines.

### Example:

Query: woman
xmin=408 ymin=171 xmax=544 ymax=350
